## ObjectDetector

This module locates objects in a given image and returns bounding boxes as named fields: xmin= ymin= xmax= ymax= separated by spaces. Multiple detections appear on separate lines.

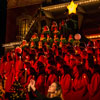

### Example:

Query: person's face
xmin=48 ymin=82 xmax=57 ymax=93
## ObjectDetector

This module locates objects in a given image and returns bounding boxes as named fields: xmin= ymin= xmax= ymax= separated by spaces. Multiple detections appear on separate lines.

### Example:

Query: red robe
xmin=71 ymin=73 xmax=89 ymax=100
xmin=4 ymin=61 xmax=15 ymax=92
xmin=88 ymin=73 xmax=100 ymax=100
xmin=0 ymin=63 xmax=4 ymax=77
xmin=60 ymin=74 xmax=72 ymax=100
xmin=46 ymin=74 xmax=58 ymax=95
xmin=23 ymin=75 xmax=35 ymax=88
xmin=35 ymin=74 xmax=45 ymax=95
xmin=47 ymin=74 xmax=58 ymax=87
xmin=15 ymin=60 xmax=23 ymax=80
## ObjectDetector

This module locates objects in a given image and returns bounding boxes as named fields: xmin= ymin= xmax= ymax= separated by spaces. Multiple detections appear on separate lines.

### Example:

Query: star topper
xmin=67 ymin=0 xmax=78 ymax=14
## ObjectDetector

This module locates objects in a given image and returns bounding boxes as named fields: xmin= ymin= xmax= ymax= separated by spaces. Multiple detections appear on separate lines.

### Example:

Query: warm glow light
xmin=85 ymin=34 xmax=100 ymax=39
xmin=67 ymin=0 xmax=78 ymax=14
xmin=2 ymin=41 xmax=22 ymax=47
xmin=42 ymin=0 xmax=99 ymax=11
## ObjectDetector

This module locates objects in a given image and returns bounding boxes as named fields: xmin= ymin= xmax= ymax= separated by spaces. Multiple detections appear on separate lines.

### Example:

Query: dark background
xmin=0 ymin=0 xmax=7 ymax=58
xmin=42 ymin=0 xmax=78 ymax=6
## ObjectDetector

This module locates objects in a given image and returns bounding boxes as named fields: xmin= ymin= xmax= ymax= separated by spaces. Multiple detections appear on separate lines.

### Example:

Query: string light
xmin=42 ymin=0 xmax=99 ymax=11
xmin=85 ymin=34 xmax=100 ymax=39
xmin=2 ymin=41 xmax=22 ymax=47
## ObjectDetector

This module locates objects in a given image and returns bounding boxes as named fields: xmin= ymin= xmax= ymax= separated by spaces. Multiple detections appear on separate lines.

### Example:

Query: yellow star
xmin=67 ymin=0 xmax=78 ymax=14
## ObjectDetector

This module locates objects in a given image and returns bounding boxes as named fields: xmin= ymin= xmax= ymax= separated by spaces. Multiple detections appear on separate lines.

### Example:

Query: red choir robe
xmin=4 ymin=61 xmax=15 ymax=92
xmin=47 ymin=74 xmax=58 ymax=87
xmin=71 ymin=73 xmax=89 ymax=100
xmin=46 ymin=74 xmax=58 ymax=95
xmin=60 ymin=74 xmax=72 ymax=100
xmin=35 ymin=74 xmax=45 ymax=95
xmin=15 ymin=60 xmax=23 ymax=80
xmin=23 ymin=75 xmax=35 ymax=100
xmin=11 ymin=61 xmax=16 ymax=84
xmin=24 ymin=75 xmax=35 ymax=88
xmin=0 ymin=63 xmax=4 ymax=77
xmin=88 ymin=73 xmax=100 ymax=100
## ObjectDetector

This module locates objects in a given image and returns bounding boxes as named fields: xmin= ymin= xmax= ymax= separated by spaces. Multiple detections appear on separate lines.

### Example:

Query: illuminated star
xmin=67 ymin=0 xmax=78 ymax=14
